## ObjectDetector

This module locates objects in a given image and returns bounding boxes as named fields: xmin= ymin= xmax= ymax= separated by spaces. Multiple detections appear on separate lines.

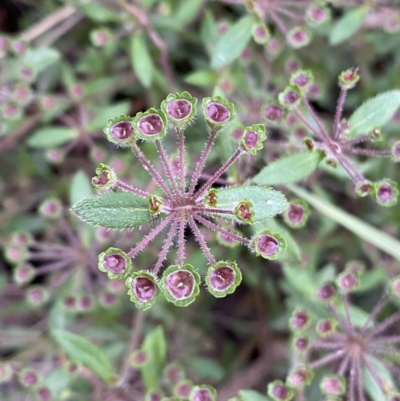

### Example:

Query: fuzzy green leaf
xmin=329 ymin=6 xmax=369 ymax=45
xmin=238 ymin=390 xmax=270 ymax=401
xmin=51 ymin=329 xmax=115 ymax=383
xmin=216 ymin=186 xmax=288 ymax=222
xmin=131 ymin=34 xmax=154 ymax=88
xmin=72 ymin=192 xmax=151 ymax=229
xmin=211 ymin=15 xmax=254 ymax=69
xmin=21 ymin=47 xmax=61 ymax=74
xmin=86 ymin=101 xmax=131 ymax=131
xmin=28 ymin=126 xmax=78 ymax=148
xmin=184 ymin=70 xmax=218 ymax=87
xmin=69 ymin=170 xmax=92 ymax=207
xmin=252 ymin=152 xmax=323 ymax=186
xmin=141 ymin=326 xmax=166 ymax=391
xmin=348 ymin=90 xmax=400 ymax=137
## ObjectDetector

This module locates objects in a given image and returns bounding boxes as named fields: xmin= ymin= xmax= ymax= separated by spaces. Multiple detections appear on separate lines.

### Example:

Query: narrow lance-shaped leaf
xmin=21 ymin=47 xmax=61 ymax=74
xmin=72 ymin=192 xmax=151 ymax=229
xmin=69 ymin=170 xmax=92 ymax=207
xmin=251 ymin=152 xmax=323 ymax=186
xmin=131 ymin=34 xmax=154 ymax=88
xmin=329 ymin=6 xmax=369 ymax=45
xmin=211 ymin=14 xmax=254 ymax=69
xmin=216 ymin=186 xmax=288 ymax=222
xmin=51 ymin=329 xmax=115 ymax=384
xmin=140 ymin=326 xmax=166 ymax=391
xmin=28 ymin=127 xmax=78 ymax=148
xmin=348 ymin=90 xmax=400 ymax=137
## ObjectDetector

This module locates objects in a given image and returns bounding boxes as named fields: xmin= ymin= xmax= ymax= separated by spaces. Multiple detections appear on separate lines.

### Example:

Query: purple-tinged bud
xmin=189 ymin=385 xmax=217 ymax=401
xmin=337 ymin=270 xmax=359 ymax=292
xmin=174 ymin=379 xmax=192 ymax=398
xmin=292 ymin=335 xmax=310 ymax=353
xmin=12 ymin=40 xmax=27 ymax=55
xmin=285 ymin=58 xmax=300 ymax=73
xmin=218 ymin=22 xmax=229 ymax=35
xmin=99 ymin=292 xmax=117 ymax=307
xmin=264 ymin=103 xmax=284 ymax=123
xmin=355 ymin=180 xmax=373 ymax=197
xmin=161 ymin=264 xmax=200 ymax=307
xmin=266 ymin=37 xmax=282 ymax=56
xmin=316 ymin=319 xmax=337 ymax=337
xmin=104 ymin=115 xmax=135 ymax=145
xmin=130 ymin=350 xmax=148 ymax=367
xmin=12 ymin=86 xmax=33 ymax=105
xmin=108 ymin=279 xmax=125 ymax=293
xmin=35 ymin=385 xmax=52 ymax=401
xmin=161 ymin=91 xmax=197 ymax=127
xmin=40 ymin=95 xmax=56 ymax=110
xmin=0 ymin=35 xmax=10 ymax=57
xmin=95 ymin=227 xmax=113 ymax=244
xmin=345 ymin=260 xmax=365 ymax=275
xmin=287 ymin=27 xmax=311 ymax=48
xmin=320 ymin=375 xmax=346 ymax=396
xmin=373 ymin=179 xmax=398 ymax=207
xmin=70 ymin=84 xmax=84 ymax=98
xmin=384 ymin=16 xmax=400 ymax=33
xmin=148 ymin=195 xmax=163 ymax=216
xmin=133 ymin=109 xmax=167 ymax=141
xmin=0 ymin=362 xmax=13 ymax=383
xmin=290 ymin=70 xmax=314 ymax=92
xmin=91 ymin=163 xmax=117 ymax=190
xmin=240 ymin=124 xmax=267 ymax=155
xmin=126 ymin=271 xmax=159 ymax=310
xmin=339 ymin=68 xmax=360 ymax=90
xmin=294 ymin=127 xmax=307 ymax=141
xmin=19 ymin=368 xmax=39 ymax=387
xmin=11 ymin=231 xmax=33 ymax=246
xmin=253 ymin=230 xmax=286 ymax=260
xmin=98 ymin=248 xmax=131 ymax=279
xmin=26 ymin=286 xmax=49 ymax=307
xmin=287 ymin=365 xmax=313 ymax=388
xmin=90 ymin=145 xmax=107 ymax=163
xmin=2 ymin=103 xmax=22 ymax=120
xmin=76 ymin=295 xmax=94 ymax=312
xmin=202 ymin=96 xmax=235 ymax=129
xmin=390 ymin=275 xmax=400 ymax=298
xmin=145 ymin=391 xmax=163 ymax=401
xmin=316 ymin=283 xmax=337 ymax=302
xmin=19 ymin=66 xmax=35 ymax=81
xmin=240 ymin=47 xmax=252 ymax=61
xmin=306 ymin=5 xmax=331 ymax=26
xmin=63 ymin=296 xmax=76 ymax=310
xmin=391 ymin=140 xmax=400 ymax=162
xmin=165 ymin=363 xmax=184 ymax=383
xmin=206 ymin=261 xmax=242 ymax=298
xmin=235 ymin=200 xmax=254 ymax=224
xmin=5 ymin=245 xmax=28 ymax=265
xmin=267 ymin=380 xmax=294 ymax=401
xmin=13 ymin=264 xmax=36 ymax=285
xmin=231 ymin=127 xmax=244 ymax=140
xmin=252 ymin=22 xmax=270 ymax=44
xmin=90 ymin=28 xmax=112 ymax=46
xmin=45 ymin=148 xmax=65 ymax=165
xmin=39 ymin=198 xmax=62 ymax=219
xmin=308 ymin=83 xmax=320 ymax=98
xmin=284 ymin=200 xmax=310 ymax=229
xmin=278 ymin=86 xmax=302 ymax=110
xmin=290 ymin=309 xmax=311 ymax=331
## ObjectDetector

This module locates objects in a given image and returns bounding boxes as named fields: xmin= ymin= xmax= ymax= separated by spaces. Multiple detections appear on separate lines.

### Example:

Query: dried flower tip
xmin=235 ymin=200 xmax=254 ymax=224
xmin=202 ymin=96 xmax=235 ymax=129
xmin=326 ymin=157 xmax=338 ymax=168
xmin=76 ymin=295 xmax=94 ymax=312
xmin=91 ymin=163 xmax=116 ymax=190
xmin=174 ymin=379 xmax=192 ymax=398
xmin=63 ymin=296 xmax=76 ymax=309
xmin=90 ymin=28 xmax=112 ymax=46
xmin=0 ymin=362 xmax=13 ymax=383
xmin=355 ymin=180 xmax=373 ymax=197
xmin=161 ymin=265 xmax=200 ymax=307
xmin=206 ymin=261 xmax=242 ymax=298
xmin=339 ymin=68 xmax=360 ymax=90
xmin=205 ymin=189 xmax=218 ymax=207
xmin=36 ymin=385 xmax=52 ymax=401
xmin=316 ymin=282 xmax=337 ymax=302
xmin=19 ymin=368 xmax=39 ymax=387
xmin=290 ymin=309 xmax=311 ymax=331
xmin=252 ymin=22 xmax=270 ymax=44
xmin=369 ymin=127 xmax=382 ymax=141
xmin=278 ymin=86 xmax=302 ymax=109
xmin=345 ymin=260 xmax=365 ymax=274
xmin=240 ymin=124 xmax=267 ymax=155
xmin=104 ymin=116 xmax=134 ymax=145
xmin=390 ymin=275 xmax=400 ymax=298
xmin=133 ymin=109 xmax=167 ymax=141
xmin=98 ymin=247 xmax=131 ymax=279
xmin=253 ymin=230 xmax=286 ymax=260
xmin=39 ymin=198 xmax=63 ymax=219
xmin=189 ymin=385 xmax=217 ymax=401
xmin=165 ymin=363 xmax=185 ymax=383
xmin=148 ymin=195 xmax=163 ymax=216
xmin=373 ymin=179 xmax=398 ymax=207
xmin=264 ymin=103 xmax=284 ymax=123
xmin=27 ymin=286 xmax=49 ymax=307
xmin=267 ymin=380 xmax=294 ymax=401
xmin=287 ymin=26 xmax=312 ymax=48
xmin=13 ymin=263 xmax=36 ymax=285
xmin=290 ymin=70 xmax=314 ymax=92
xmin=306 ymin=5 xmax=331 ymax=26
xmin=391 ymin=140 xmax=400 ymax=162
xmin=284 ymin=200 xmax=310 ymax=229
xmin=293 ymin=335 xmax=310 ymax=352
xmin=130 ymin=350 xmax=148 ymax=367
xmin=320 ymin=375 xmax=346 ymax=396
xmin=126 ymin=271 xmax=159 ymax=310
xmin=303 ymin=137 xmax=316 ymax=151
xmin=161 ymin=91 xmax=197 ymax=127
xmin=337 ymin=270 xmax=359 ymax=292
xmin=287 ymin=365 xmax=313 ymax=388
xmin=316 ymin=318 xmax=337 ymax=337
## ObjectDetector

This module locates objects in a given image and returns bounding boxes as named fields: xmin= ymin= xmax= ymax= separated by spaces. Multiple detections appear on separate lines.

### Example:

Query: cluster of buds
xmin=265 ymin=68 xmax=399 ymax=207
xmin=267 ymin=270 xmax=400 ymax=400
xmin=73 ymin=91 xmax=289 ymax=309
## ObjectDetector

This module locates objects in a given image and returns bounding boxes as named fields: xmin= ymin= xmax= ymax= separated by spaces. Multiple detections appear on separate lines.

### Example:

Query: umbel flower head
xmin=72 ymin=91 xmax=289 ymax=309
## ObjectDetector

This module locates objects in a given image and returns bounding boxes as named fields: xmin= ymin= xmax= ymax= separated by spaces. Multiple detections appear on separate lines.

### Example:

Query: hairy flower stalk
xmin=73 ymin=92 xmax=289 ymax=308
